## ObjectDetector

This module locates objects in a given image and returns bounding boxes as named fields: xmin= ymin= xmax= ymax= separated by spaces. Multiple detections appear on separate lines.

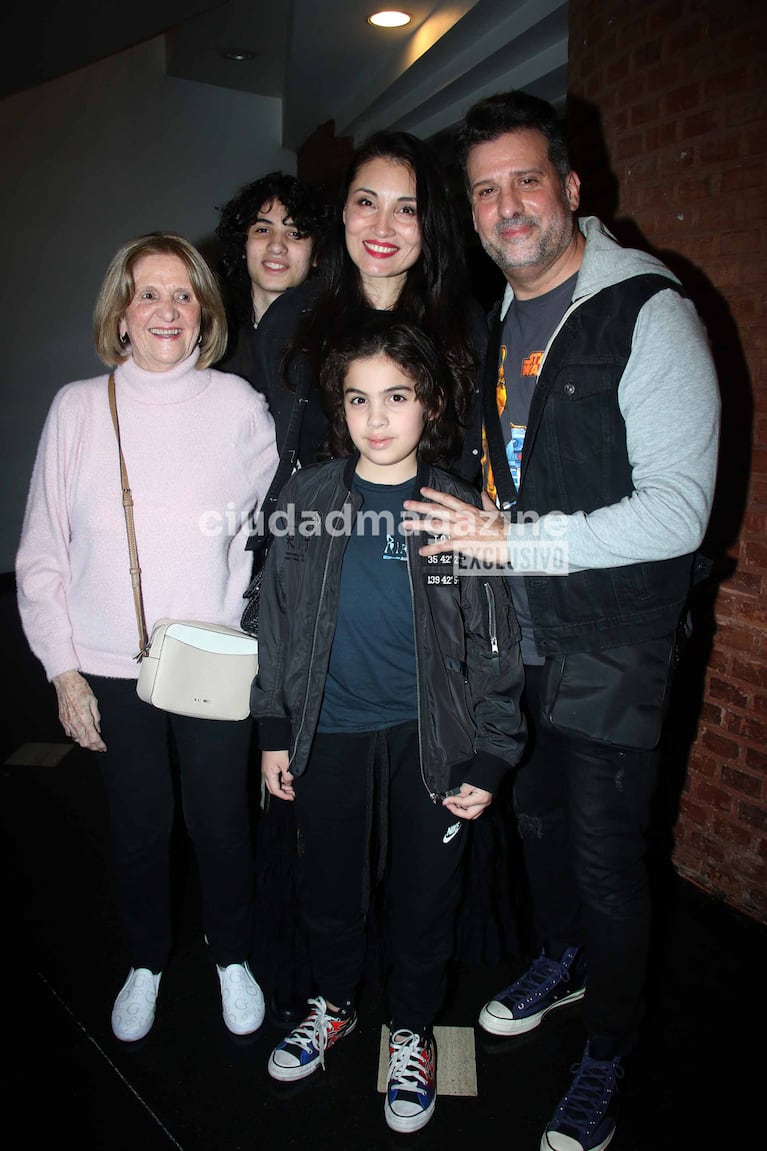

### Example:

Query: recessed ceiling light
xmin=368 ymin=11 xmax=412 ymax=28
xmin=222 ymin=49 xmax=256 ymax=62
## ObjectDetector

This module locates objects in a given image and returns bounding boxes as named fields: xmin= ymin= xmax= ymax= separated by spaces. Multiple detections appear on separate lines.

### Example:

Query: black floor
xmin=1 ymin=582 xmax=763 ymax=1149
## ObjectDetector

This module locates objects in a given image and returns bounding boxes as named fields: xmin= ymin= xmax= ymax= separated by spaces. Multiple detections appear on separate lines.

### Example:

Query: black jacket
xmin=225 ymin=280 xmax=330 ymax=465
xmin=251 ymin=456 xmax=526 ymax=798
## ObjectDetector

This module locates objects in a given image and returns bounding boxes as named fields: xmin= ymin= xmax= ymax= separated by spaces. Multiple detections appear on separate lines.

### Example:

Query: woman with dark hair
xmin=245 ymin=133 xmax=488 ymax=1031
xmin=252 ymin=129 xmax=485 ymax=464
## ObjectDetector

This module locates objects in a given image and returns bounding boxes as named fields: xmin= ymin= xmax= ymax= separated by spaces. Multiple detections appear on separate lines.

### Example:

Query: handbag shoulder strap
xmin=108 ymin=374 xmax=149 ymax=658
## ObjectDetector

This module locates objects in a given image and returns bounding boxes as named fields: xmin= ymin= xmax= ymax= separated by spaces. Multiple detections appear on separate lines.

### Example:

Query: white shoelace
xmin=284 ymin=996 xmax=335 ymax=1069
xmin=388 ymin=1030 xmax=431 ymax=1093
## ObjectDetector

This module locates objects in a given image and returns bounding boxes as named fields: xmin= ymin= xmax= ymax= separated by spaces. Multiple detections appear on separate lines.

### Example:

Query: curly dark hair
xmin=319 ymin=315 xmax=462 ymax=466
xmin=215 ymin=172 xmax=329 ymax=325
xmin=454 ymin=90 xmax=571 ymax=192
xmin=288 ymin=131 xmax=477 ymax=427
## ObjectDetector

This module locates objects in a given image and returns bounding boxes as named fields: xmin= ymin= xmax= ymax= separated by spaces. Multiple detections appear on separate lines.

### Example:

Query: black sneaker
xmin=384 ymin=1029 xmax=437 ymax=1134
xmin=479 ymin=946 xmax=586 ymax=1036
xmin=267 ymin=995 xmax=357 ymax=1082
xmin=541 ymin=1043 xmax=623 ymax=1151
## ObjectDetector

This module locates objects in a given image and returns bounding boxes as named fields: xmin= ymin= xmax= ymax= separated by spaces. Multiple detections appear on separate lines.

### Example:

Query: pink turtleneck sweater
xmin=16 ymin=350 xmax=279 ymax=681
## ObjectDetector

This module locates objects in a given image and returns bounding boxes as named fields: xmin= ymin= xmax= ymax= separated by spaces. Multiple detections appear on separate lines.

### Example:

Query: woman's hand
xmin=443 ymin=783 xmax=493 ymax=821
xmin=402 ymin=488 xmax=511 ymax=564
xmin=262 ymin=749 xmax=294 ymax=800
xmin=52 ymin=669 xmax=107 ymax=751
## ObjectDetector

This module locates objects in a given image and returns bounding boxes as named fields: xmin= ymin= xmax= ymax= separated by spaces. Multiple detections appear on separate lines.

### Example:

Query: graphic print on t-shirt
xmin=482 ymin=274 xmax=577 ymax=505
xmin=480 ymin=274 xmax=577 ymax=665
xmin=482 ymin=339 xmax=538 ymax=503
xmin=383 ymin=533 xmax=408 ymax=561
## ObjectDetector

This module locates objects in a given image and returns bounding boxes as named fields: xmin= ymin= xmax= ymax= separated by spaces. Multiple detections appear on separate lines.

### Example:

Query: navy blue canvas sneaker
xmin=541 ymin=1043 xmax=623 ymax=1151
xmin=384 ymin=1028 xmax=437 ymax=1133
xmin=479 ymin=946 xmax=586 ymax=1036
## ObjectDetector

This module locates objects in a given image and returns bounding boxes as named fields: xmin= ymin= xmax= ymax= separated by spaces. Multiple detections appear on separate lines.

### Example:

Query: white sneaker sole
xmin=478 ymin=985 xmax=586 ymax=1036
xmin=267 ymin=1015 xmax=358 ymax=1082
xmin=384 ymin=1095 xmax=436 ymax=1133
xmin=541 ymin=1121 xmax=615 ymax=1151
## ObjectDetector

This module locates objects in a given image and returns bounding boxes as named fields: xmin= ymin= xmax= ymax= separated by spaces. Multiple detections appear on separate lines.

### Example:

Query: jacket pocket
xmin=540 ymin=632 xmax=677 ymax=750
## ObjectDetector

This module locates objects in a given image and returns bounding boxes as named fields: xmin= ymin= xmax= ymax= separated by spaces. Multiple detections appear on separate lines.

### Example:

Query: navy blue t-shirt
xmin=317 ymin=474 xmax=418 ymax=733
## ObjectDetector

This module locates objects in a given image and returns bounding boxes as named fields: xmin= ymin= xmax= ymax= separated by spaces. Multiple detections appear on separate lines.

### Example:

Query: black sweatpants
xmin=293 ymin=720 xmax=469 ymax=1033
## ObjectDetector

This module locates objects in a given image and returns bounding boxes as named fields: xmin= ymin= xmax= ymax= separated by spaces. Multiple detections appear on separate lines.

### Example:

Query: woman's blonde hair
xmin=93 ymin=232 xmax=228 ymax=368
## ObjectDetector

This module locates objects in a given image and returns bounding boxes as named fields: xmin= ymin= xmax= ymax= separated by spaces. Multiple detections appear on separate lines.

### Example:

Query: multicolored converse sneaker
xmin=384 ymin=1028 xmax=437 ymax=1134
xmin=267 ymin=995 xmax=357 ymax=1082
xmin=541 ymin=1043 xmax=623 ymax=1151
xmin=479 ymin=946 xmax=586 ymax=1036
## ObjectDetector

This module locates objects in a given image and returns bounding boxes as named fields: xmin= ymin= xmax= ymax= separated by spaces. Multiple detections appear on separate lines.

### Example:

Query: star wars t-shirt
xmin=482 ymin=274 xmax=577 ymax=663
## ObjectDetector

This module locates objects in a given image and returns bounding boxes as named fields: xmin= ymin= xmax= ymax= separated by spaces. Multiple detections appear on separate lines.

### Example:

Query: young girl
xmin=250 ymin=317 xmax=525 ymax=1135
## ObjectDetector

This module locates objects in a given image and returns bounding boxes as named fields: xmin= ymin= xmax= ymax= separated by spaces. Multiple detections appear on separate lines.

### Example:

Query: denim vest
xmin=477 ymin=274 xmax=695 ymax=655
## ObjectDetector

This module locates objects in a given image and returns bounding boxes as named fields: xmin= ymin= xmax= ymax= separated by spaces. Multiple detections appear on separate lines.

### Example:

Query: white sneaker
xmin=217 ymin=962 xmax=265 ymax=1036
xmin=111 ymin=968 xmax=162 ymax=1042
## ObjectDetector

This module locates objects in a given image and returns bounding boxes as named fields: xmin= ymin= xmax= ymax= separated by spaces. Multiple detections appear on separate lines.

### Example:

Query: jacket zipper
xmin=430 ymin=580 xmax=500 ymax=802
xmin=484 ymin=580 xmax=499 ymax=655
xmin=288 ymin=494 xmax=346 ymax=770
xmin=406 ymin=534 xmax=434 ymax=802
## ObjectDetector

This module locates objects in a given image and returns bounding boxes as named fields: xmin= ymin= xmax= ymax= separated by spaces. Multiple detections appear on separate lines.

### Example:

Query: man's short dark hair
xmin=454 ymin=90 xmax=571 ymax=189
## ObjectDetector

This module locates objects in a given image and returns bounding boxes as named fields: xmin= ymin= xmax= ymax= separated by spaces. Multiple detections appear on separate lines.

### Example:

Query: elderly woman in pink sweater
xmin=16 ymin=232 xmax=279 ymax=1044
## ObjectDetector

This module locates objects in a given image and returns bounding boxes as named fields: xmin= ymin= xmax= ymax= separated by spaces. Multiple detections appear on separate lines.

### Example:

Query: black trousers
xmin=293 ymin=720 xmax=468 ymax=1033
xmin=88 ymin=675 xmax=254 ymax=973
xmin=515 ymin=663 xmax=660 ymax=1058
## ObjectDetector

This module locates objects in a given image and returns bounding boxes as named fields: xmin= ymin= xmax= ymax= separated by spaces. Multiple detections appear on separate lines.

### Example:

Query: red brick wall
xmin=568 ymin=0 xmax=767 ymax=920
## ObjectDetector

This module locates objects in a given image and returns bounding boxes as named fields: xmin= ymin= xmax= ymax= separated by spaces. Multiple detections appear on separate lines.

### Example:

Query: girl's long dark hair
xmin=319 ymin=316 xmax=462 ymax=465
xmin=286 ymin=130 xmax=478 ymax=429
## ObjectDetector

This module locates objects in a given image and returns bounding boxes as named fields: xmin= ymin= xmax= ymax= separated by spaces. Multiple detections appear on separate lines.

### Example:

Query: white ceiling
xmin=2 ymin=0 xmax=568 ymax=150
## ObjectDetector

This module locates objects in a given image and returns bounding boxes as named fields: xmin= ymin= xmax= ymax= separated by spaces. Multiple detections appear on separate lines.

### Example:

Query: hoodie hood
xmin=572 ymin=215 xmax=681 ymax=298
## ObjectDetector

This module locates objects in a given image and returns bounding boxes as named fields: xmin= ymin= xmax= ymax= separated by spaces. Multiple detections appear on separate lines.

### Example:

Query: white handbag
xmin=136 ymin=620 xmax=257 ymax=721
xmin=109 ymin=375 xmax=258 ymax=722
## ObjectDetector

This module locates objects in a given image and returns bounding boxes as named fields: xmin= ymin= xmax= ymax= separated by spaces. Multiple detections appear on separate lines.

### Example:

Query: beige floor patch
xmin=376 ymin=1025 xmax=477 ymax=1096
xmin=4 ymin=741 xmax=72 ymax=767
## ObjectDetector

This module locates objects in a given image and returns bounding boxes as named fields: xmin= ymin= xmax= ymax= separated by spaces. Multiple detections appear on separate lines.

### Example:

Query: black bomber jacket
xmin=251 ymin=456 xmax=526 ymax=799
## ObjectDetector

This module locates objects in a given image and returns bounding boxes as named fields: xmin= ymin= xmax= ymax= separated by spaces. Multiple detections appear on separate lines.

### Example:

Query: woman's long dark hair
xmin=286 ymin=130 xmax=478 ymax=428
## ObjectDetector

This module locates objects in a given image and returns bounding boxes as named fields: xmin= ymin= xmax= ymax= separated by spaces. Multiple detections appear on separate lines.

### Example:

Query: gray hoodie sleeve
xmin=507 ymin=287 xmax=721 ymax=570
